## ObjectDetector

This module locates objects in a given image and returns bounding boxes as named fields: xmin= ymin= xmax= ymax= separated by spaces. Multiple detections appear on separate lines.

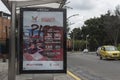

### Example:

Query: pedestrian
xmin=2 ymin=44 xmax=6 ymax=62
xmin=0 ymin=44 xmax=2 ymax=58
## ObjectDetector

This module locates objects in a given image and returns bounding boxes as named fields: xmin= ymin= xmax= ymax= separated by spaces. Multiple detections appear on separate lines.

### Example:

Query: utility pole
xmin=86 ymin=35 xmax=89 ymax=49
xmin=72 ymin=32 xmax=74 ymax=52
xmin=67 ymin=14 xmax=79 ymax=52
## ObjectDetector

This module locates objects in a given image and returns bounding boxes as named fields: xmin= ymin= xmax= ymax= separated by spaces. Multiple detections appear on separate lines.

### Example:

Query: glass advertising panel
xmin=19 ymin=8 xmax=66 ymax=73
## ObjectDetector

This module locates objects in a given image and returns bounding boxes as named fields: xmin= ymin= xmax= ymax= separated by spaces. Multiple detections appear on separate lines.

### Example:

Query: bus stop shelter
xmin=1 ymin=0 xmax=66 ymax=80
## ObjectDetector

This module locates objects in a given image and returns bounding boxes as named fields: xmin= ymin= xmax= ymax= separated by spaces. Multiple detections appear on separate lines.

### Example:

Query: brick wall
xmin=0 ymin=17 xmax=10 ymax=41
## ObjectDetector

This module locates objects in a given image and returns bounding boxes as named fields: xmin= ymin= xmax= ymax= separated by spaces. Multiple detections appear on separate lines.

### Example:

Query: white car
xmin=83 ymin=49 xmax=88 ymax=53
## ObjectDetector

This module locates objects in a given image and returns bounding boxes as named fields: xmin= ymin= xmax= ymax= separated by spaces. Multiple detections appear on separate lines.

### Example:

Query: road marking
xmin=67 ymin=70 xmax=82 ymax=80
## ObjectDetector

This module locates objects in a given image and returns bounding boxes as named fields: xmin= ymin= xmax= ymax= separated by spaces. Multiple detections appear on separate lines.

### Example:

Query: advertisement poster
xmin=19 ymin=8 xmax=66 ymax=73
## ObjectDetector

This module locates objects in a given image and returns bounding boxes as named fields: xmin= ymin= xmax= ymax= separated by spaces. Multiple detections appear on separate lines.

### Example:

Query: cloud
xmin=66 ymin=0 xmax=120 ymax=30
xmin=67 ymin=0 xmax=96 ymax=10
xmin=1 ymin=0 xmax=120 ymax=31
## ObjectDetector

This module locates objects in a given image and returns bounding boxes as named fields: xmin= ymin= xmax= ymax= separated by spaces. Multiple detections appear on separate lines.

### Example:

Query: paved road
xmin=67 ymin=52 xmax=120 ymax=80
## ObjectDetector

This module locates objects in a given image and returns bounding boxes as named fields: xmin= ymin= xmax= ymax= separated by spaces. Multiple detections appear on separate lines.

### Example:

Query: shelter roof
xmin=2 ymin=0 xmax=66 ymax=11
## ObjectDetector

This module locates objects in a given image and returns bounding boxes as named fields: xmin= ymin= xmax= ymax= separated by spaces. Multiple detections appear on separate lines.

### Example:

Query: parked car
xmin=96 ymin=47 xmax=101 ymax=56
xmin=83 ymin=49 xmax=88 ymax=53
xmin=99 ymin=45 xmax=120 ymax=60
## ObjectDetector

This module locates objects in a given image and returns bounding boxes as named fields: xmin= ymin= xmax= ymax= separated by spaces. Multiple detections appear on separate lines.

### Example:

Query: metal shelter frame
xmin=2 ymin=0 xmax=66 ymax=11
xmin=1 ymin=0 xmax=66 ymax=80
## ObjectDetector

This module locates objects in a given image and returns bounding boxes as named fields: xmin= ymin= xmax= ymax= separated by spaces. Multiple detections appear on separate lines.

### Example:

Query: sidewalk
xmin=0 ymin=59 xmax=75 ymax=80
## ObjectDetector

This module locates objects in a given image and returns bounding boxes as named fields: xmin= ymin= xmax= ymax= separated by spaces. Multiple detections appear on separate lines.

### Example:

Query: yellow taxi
xmin=99 ymin=45 xmax=120 ymax=60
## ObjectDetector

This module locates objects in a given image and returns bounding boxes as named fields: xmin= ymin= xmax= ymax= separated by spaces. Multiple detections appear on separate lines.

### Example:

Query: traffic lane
xmin=67 ymin=52 xmax=120 ymax=80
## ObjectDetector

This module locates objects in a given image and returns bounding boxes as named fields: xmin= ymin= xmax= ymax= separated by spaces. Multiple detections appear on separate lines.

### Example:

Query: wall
xmin=0 ymin=17 xmax=10 ymax=41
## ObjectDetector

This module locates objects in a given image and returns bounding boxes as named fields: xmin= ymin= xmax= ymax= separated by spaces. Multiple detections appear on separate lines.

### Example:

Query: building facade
xmin=0 ymin=11 xmax=10 ymax=44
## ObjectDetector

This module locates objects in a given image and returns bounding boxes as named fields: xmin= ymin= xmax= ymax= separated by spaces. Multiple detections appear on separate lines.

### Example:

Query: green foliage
xmin=89 ymin=37 xmax=98 ymax=51
xmin=73 ymin=40 xmax=86 ymax=51
xmin=74 ymin=40 xmax=81 ymax=51
xmin=81 ymin=17 xmax=107 ymax=47
xmin=117 ymin=44 xmax=120 ymax=51
xmin=69 ymin=28 xmax=82 ymax=40
xmin=68 ymin=5 xmax=120 ymax=51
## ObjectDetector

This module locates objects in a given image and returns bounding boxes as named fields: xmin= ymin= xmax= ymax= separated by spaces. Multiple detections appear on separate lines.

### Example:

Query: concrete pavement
xmin=0 ymin=59 xmax=77 ymax=80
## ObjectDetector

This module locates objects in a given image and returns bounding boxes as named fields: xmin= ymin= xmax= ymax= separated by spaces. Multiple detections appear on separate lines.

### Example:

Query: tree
xmin=69 ymin=28 xmax=82 ymax=40
xmin=68 ymin=5 xmax=120 ymax=51
xmin=114 ymin=5 xmax=120 ymax=45
xmin=101 ymin=9 xmax=120 ymax=46
xmin=81 ymin=7 xmax=120 ymax=50
xmin=81 ymin=17 xmax=106 ymax=50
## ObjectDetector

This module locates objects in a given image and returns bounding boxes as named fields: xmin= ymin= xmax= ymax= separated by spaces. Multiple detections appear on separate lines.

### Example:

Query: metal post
xmin=86 ymin=35 xmax=87 ymax=49
xmin=86 ymin=35 xmax=89 ymax=49
xmin=72 ymin=32 xmax=74 ymax=52
xmin=8 ymin=1 xmax=16 ymax=80
xmin=16 ymin=11 xmax=20 ymax=75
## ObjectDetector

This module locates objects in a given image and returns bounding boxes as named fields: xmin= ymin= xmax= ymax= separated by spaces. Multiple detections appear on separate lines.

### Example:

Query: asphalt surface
xmin=2 ymin=51 xmax=120 ymax=80
xmin=67 ymin=52 xmax=120 ymax=80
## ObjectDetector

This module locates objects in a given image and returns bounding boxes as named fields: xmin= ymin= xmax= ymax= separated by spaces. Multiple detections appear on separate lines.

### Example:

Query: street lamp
xmin=67 ymin=14 xmax=79 ymax=52
xmin=72 ymin=31 xmax=75 ymax=52
xmin=67 ymin=14 xmax=79 ymax=20
xmin=86 ymin=35 xmax=89 ymax=49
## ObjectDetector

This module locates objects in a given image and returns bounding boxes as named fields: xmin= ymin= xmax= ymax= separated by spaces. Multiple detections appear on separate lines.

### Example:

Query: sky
xmin=66 ymin=0 xmax=120 ymax=31
xmin=0 ymin=0 xmax=120 ymax=31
